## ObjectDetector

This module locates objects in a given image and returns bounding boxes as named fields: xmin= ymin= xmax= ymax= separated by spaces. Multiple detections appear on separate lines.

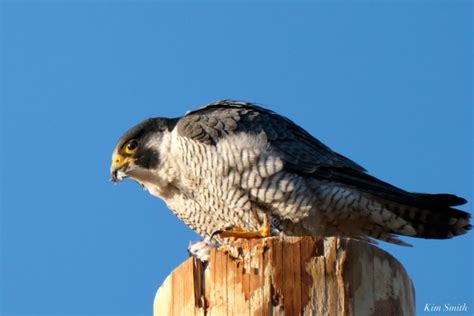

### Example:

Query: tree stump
xmin=153 ymin=236 xmax=415 ymax=315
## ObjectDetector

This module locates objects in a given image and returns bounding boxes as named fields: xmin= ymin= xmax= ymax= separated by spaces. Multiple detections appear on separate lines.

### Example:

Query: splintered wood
xmin=153 ymin=237 xmax=415 ymax=316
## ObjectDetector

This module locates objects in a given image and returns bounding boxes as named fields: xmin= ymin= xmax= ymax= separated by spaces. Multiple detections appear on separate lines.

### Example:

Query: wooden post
xmin=153 ymin=237 xmax=415 ymax=316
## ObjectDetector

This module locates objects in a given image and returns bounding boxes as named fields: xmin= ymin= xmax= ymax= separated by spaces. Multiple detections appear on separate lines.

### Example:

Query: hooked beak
xmin=110 ymin=154 xmax=135 ymax=183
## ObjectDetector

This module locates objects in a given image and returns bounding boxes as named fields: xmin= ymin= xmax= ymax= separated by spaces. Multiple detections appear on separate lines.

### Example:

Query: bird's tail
xmin=315 ymin=167 xmax=471 ymax=243
xmin=385 ymin=193 xmax=470 ymax=239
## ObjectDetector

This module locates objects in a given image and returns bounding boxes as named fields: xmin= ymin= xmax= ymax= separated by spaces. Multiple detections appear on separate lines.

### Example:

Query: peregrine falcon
xmin=110 ymin=100 xmax=470 ymax=246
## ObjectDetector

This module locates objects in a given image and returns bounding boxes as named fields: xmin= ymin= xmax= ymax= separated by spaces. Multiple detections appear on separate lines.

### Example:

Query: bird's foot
xmin=211 ymin=215 xmax=272 ymax=240
xmin=187 ymin=237 xmax=220 ymax=262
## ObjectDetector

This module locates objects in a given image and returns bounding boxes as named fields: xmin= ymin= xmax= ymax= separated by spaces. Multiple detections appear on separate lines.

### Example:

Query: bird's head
xmin=110 ymin=117 xmax=178 ymax=183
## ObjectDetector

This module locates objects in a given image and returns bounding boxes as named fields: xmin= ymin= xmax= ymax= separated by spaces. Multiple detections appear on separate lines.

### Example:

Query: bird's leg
xmin=212 ymin=214 xmax=272 ymax=239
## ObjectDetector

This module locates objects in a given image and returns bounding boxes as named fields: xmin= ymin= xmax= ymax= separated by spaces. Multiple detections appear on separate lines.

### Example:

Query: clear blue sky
xmin=1 ymin=2 xmax=472 ymax=315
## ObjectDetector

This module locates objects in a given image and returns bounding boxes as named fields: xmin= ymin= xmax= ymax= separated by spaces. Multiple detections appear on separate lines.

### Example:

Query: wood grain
xmin=153 ymin=237 xmax=415 ymax=316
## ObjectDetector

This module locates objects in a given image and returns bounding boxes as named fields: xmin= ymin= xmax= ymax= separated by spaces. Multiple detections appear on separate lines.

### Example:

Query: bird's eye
xmin=124 ymin=139 xmax=138 ymax=154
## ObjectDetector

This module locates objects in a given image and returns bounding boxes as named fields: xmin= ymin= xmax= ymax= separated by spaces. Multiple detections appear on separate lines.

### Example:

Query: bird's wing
xmin=176 ymin=100 xmax=469 ymax=239
xmin=178 ymin=101 xmax=466 ymax=206
xmin=177 ymin=100 xmax=366 ymax=173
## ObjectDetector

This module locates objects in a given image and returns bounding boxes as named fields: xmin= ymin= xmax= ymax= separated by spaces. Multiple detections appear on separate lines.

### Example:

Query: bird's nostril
xmin=113 ymin=155 xmax=123 ymax=165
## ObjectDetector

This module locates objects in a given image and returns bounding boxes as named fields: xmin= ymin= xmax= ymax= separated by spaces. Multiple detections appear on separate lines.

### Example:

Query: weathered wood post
xmin=153 ymin=236 xmax=415 ymax=315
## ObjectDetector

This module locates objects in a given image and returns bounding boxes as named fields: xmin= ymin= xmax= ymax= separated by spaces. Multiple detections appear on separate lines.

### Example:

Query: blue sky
xmin=1 ymin=2 xmax=472 ymax=315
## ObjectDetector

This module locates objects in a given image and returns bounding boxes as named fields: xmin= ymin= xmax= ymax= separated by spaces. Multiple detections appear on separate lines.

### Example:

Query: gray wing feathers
xmin=175 ymin=100 xmax=470 ymax=240
xmin=176 ymin=100 xmax=365 ymax=173
xmin=177 ymin=104 xmax=240 ymax=145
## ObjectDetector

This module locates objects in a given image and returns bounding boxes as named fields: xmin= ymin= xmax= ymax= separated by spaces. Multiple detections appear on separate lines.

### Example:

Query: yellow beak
xmin=110 ymin=154 xmax=134 ymax=182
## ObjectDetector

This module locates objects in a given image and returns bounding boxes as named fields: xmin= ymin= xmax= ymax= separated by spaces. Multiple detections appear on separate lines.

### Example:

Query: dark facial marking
xmin=115 ymin=117 xmax=179 ymax=154
xmin=135 ymin=148 xmax=160 ymax=169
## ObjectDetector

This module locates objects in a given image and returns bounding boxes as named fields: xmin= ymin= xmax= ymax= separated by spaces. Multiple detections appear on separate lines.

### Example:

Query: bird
xmin=110 ymin=100 xmax=470 ymax=247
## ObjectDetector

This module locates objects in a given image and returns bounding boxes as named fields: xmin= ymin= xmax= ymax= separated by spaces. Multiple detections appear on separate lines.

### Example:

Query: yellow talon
xmin=216 ymin=215 xmax=272 ymax=239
